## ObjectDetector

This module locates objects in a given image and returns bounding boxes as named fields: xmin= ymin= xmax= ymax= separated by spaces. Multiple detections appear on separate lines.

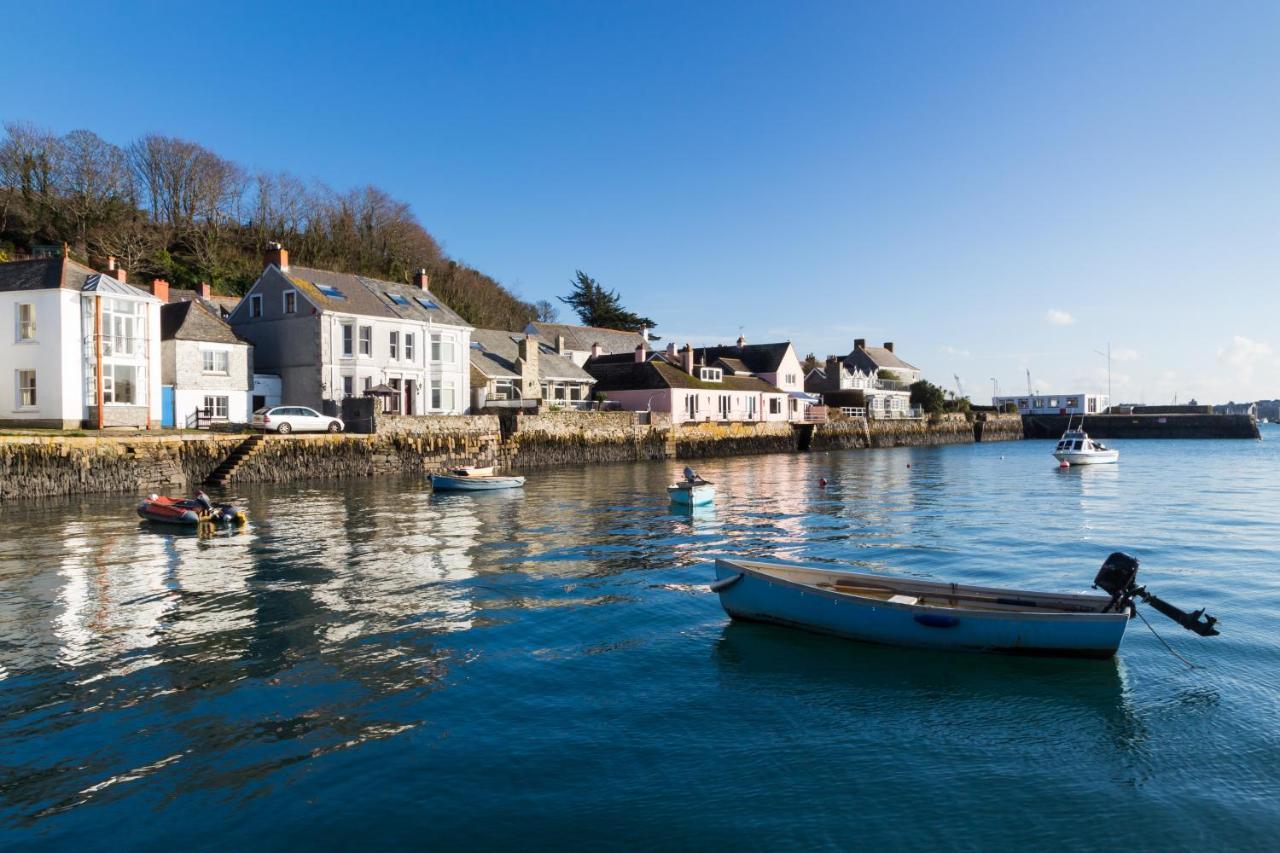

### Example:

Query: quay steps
xmin=204 ymin=434 xmax=266 ymax=487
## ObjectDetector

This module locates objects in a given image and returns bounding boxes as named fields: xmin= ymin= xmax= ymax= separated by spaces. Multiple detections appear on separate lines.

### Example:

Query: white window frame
xmin=341 ymin=323 xmax=355 ymax=357
xmin=249 ymin=294 xmax=263 ymax=319
xmin=103 ymin=363 xmax=138 ymax=405
xmin=342 ymin=376 xmax=354 ymax=397
xmin=201 ymin=348 xmax=229 ymax=375
xmin=431 ymin=333 xmax=456 ymax=364
xmin=430 ymin=379 xmax=457 ymax=411
xmin=283 ymin=290 xmax=297 ymax=314
xmin=389 ymin=330 xmax=400 ymax=360
xmin=404 ymin=333 xmax=415 ymax=363
xmin=202 ymin=395 xmax=229 ymax=419
xmin=16 ymin=303 xmax=35 ymax=342
xmin=358 ymin=325 xmax=373 ymax=357
xmin=16 ymin=369 xmax=36 ymax=409
xmin=699 ymin=367 xmax=722 ymax=382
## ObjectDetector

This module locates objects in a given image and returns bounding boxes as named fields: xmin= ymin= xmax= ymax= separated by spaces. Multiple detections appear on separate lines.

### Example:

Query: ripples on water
xmin=1 ymin=433 xmax=1278 ymax=850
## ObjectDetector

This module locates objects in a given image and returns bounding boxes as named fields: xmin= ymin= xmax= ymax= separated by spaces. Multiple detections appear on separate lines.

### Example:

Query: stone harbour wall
xmin=0 ymin=410 xmax=1031 ymax=501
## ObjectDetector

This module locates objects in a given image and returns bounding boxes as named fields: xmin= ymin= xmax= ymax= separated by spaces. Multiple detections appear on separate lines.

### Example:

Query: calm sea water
xmin=1 ymin=429 xmax=1278 ymax=850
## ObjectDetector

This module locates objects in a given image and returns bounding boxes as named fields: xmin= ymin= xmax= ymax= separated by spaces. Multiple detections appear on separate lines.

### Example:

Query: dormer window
xmin=699 ymin=367 xmax=723 ymax=382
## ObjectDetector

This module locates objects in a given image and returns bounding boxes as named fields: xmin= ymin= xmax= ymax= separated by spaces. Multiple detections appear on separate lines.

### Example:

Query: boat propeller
xmin=1093 ymin=552 xmax=1219 ymax=637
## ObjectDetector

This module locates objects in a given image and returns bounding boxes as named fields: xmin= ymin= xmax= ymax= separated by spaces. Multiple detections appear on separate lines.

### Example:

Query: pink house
xmin=585 ymin=339 xmax=804 ymax=424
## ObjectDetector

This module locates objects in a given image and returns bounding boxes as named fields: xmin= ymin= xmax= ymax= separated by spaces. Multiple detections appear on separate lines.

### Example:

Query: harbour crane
xmin=953 ymin=374 xmax=965 ymax=400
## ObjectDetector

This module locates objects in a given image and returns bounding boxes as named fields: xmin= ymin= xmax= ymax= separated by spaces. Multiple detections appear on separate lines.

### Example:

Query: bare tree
xmin=58 ymin=129 xmax=131 ymax=249
xmin=534 ymin=300 xmax=559 ymax=323
xmin=0 ymin=121 xmax=64 ymax=242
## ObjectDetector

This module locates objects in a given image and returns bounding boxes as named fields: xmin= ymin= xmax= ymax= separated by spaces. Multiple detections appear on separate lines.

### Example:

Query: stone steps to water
xmin=204 ymin=434 xmax=265 ymax=487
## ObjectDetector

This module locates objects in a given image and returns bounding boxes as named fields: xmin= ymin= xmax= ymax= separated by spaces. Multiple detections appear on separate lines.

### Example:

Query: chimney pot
xmin=413 ymin=268 xmax=430 ymax=290
xmin=666 ymin=341 xmax=678 ymax=360
xmin=590 ymin=342 xmax=603 ymax=359
xmin=265 ymin=241 xmax=289 ymax=272
xmin=197 ymin=282 xmax=212 ymax=300
xmin=681 ymin=343 xmax=694 ymax=375
xmin=634 ymin=343 xmax=647 ymax=363
xmin=150 ymin=278 xmax=170 ymax=301
xmin=884 ymin=341 xmax=894 ymax=353
xmin=737 ymin=334 xmax=746 ymax=347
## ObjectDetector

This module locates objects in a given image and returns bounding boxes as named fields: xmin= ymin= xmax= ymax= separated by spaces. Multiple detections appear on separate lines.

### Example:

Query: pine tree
xmin=558 ymin=270 xmax=658 ymax=336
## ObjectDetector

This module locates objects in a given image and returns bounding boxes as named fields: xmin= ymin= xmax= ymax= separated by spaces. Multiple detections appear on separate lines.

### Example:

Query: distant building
xmin=523 ymin=321 xmax=646 ymax=367
xmin=229 ymin=244 xmax=472 ymax=415
xmin=1213 ymin=401 xmax=1258 ymax=418
xmin=992 ymin=393 xmax=1108 ymax=416
xmin=805 ymin=339 xmax=920 ymax=418
xmin=0 ymin=254 xmax=162 ymax=429
xmin=469 ymin=329 xmax=595 ymax=410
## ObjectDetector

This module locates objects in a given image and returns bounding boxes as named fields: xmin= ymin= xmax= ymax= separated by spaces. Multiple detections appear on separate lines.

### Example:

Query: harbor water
xmin=1 ymin=430 xmax=1278 ymax=850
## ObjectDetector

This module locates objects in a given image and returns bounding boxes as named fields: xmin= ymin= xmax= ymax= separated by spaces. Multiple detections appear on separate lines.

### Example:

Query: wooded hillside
xmin=0 ymin=121 xmax=540 ymax=329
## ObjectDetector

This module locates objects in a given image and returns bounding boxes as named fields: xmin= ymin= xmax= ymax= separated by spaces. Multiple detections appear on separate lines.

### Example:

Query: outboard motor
xmin=1093 ymin=552 xmax=1219 ymax=637
xmin=195 ymin=491 xmax=214 ymax=512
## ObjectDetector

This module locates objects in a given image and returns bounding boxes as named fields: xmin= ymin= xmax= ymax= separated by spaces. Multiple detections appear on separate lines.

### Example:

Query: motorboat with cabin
xmin=1053 ymin=420 xmax=1118 ymax=465
xmin=710 ymin=553 xmax=1218 ymax=658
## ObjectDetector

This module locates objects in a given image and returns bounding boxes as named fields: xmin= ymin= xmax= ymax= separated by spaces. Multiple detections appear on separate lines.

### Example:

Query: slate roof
xmin=0 ymin=256 xmax=154 ymax=299
xmin=161 ymin=299 xmax=247 ymax=345
xmin=587 ymin=358 xmax=782 ymax=394
xmin=285 ymin=265 xmax=471 ymax=328
xmin=526 ymin=322 xmax=645 ymax=355
xmin=692 ymin=342 xmax=792 ymax=374
xmin=845 ymin=344 xmax=919 ymax=374
xmin=168 ymin=288 xmax=241 ymax=317
xmin=470 ymin=328 xmax=595 ymax=383
xmin=712 ymin=357 xmax=750 ymax=374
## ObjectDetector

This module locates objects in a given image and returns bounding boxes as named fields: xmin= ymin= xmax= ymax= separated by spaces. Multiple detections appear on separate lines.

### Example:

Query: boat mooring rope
xmin=1135 ymin=606 xmax=1199 ymax=670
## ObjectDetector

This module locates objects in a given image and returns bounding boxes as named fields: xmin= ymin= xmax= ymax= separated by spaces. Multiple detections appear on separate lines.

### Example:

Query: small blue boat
xmin=712 ymin=558 xmax=1131 ymax=658
xmin=430 ymin=466 xmax=525 ymax=491
xmin=668 ymin=467 xmax=714 ymax=506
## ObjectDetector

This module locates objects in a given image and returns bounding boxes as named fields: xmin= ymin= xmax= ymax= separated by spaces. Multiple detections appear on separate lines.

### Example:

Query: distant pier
xmin=1022 ymin=413 xmax=1259 ymax=440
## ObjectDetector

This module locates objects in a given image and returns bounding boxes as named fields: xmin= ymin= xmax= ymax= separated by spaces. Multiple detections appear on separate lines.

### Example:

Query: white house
xmin=0 ymin=255 xmax=162 ymax=429
xmin=228 ymin=244 xmax=472 ymax=415
xmin=157 ymin=280 xmax=254 ymax=426
xmin=806 ymin=339 xmax=920 ymax=418
xmin=993 ymin=393 xmax=1109 ymax=416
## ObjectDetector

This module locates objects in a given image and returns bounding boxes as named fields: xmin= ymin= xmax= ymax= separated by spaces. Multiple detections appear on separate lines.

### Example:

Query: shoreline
xmin=0 ymin=411 xmax=1024 ymax=501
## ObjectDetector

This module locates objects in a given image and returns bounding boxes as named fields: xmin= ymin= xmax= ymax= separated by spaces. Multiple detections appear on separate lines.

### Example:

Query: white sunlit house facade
xmin=0 ymin=255 xmax=162 ymax=429
xmin=229 ymin=244 xmax=472 ymax=416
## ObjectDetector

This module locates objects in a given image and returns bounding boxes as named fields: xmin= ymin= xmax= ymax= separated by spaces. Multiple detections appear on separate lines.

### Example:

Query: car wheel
xmin=327 ymin=421 xmax=341 ymax=433
xmin=277 ymin=422 xmax=292 ymax=434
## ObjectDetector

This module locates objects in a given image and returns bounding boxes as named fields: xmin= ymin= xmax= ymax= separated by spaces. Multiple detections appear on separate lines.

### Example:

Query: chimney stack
xmin=590 ymin=342 xmax=603 ymax=360
xmin=737 ymin=334 xmax=746 ymax=347
xmin=150 ymin=278 xmax=170 ymax=302
xmin=556 ymin=334 xmax=567 ymax=355
xmin=634 ymin=342 xmax=647 ymax=363
xmin=666 ymin=341 xmax=678 ymax=360
xmin=854 ymin=338 xmax=866 ymax=351
xmin=102 ymin=255 xmax=128 ymax=283
xmin=681 ymin=343 xmax=694 ymax=375
xmin=883 ymin=341 xmax=894 ymax=353
xmin=517 ymin=334 xmax=541 ymax=399
xmin=265 ymin=241 xmax=289 ymax=272
xmin=413 ymin=268 xmax=430 ymax=290
xmin=196 ymin=282 xmax=212 ymax=300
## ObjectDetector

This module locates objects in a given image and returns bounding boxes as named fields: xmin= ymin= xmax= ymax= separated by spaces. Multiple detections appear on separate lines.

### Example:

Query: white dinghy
xmin=1053 ymin=419 xmax=1118 ymax=465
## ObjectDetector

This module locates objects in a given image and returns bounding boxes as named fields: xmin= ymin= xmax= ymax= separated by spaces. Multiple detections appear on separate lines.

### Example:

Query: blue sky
xmin=6 ymin=1 xmax=1278 ymax=403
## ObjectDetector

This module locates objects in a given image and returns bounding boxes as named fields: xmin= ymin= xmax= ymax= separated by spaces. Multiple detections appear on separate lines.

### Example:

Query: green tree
xmin=910 ymin=379 xmax=947 ymax=415
xmin=559 ymin=270 xmax=658 ymax=335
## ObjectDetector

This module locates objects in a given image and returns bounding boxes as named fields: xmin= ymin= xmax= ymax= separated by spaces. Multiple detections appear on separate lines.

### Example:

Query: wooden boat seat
xmin=815 ymin=579 xmax=1095 ymax=613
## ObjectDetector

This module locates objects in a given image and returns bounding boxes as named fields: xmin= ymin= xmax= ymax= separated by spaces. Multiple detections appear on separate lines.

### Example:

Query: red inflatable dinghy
xmin=137 ymin=492 xmax=246 ymax=526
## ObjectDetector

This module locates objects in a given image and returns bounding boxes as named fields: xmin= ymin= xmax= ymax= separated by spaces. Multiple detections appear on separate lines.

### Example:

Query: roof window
xmin=315 ymin=283 xmax=345 ymax=299
xmin=386 ymin=292 xmax=410 ymax=306
xmin=415 ymin=297 xmax=439 ymax=311
xmin=699 ymin=367 xmax=723 ymax=382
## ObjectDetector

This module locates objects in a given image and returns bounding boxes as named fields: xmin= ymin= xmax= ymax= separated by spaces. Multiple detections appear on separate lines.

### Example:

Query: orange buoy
xmin=1059 ymin=460 xmax=1070 ymax=469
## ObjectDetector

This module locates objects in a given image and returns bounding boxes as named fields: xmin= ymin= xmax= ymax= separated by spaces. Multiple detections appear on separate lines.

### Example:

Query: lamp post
xmin=1093 ymin=343 xmax=1112 ymax=405
xmin=990 ymin=377 xmax=999 ymax=401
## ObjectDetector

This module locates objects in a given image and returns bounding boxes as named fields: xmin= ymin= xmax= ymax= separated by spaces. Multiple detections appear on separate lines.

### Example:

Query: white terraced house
xmin=0 ymin=254 xmax=162 ymax=429
xmin=229 ymin=244 xmax=472 ymax=416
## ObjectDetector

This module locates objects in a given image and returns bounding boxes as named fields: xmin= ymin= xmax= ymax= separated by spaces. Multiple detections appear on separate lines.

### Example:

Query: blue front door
xmin=161 ymin=386 xmax=175 ymax=428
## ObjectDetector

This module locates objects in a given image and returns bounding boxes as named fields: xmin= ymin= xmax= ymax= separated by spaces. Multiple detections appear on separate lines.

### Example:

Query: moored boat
xmin=1053 ymin=421 xmax=1118 ymax=465
xmin=711 ymin=553 xmax=1218 ymax=658
xmin=430 ymin=467 xmax=525 ymax=491
xmin=668 ymin=467 xmax=715 ymax=506
xmin=138 ymin=492 xmax=246 ymax=526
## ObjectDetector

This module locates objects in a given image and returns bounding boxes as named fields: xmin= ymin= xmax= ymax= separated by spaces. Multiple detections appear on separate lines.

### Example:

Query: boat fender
xmin=914 ymin=613 xmax=960 ymax=629
xmin=710 ymin=573 xmax=745 ymax=593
